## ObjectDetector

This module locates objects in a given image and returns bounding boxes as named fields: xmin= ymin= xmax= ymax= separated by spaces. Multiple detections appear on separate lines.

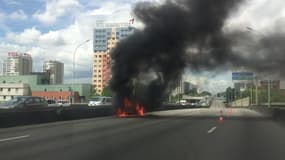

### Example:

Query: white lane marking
xmin=0 ymin=135 xmax=30 ymax=142
xmin=207 ymin=126 xmax=217 ymax=134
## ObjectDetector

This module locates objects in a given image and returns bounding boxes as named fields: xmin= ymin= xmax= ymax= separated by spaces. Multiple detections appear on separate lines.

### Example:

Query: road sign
xmin=232 ymin=72 xmax=254 ymax=80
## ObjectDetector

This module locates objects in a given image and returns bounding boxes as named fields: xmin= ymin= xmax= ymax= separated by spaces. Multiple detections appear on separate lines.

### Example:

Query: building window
xmin=11 ymin=96 xmax=14 ymax=99
xmin=99 ymin=75 xmax=102 ymax=77
xmin=0 ymin=88 xmax=3 ymax=91
xmin=44 ymin=89 xmax=47 ymax=92
xmin=3 ymin=96 xmax=6 ymax=99
xmin=15 ymin=88 xmax=18 ymax=92
xmin=60 ymin=89 xmax=62 ymax=92
xmin=8 ymin=88 xmax=11 ymax=92
xmin=3 ymin=81 xmax=6 ymax=83
xmin=99 ymin=55 xmax=102 ymax=58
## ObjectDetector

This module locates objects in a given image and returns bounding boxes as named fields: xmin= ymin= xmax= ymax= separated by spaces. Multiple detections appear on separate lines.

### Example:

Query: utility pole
xmin=268 ymin=80 xmax=271 ymax=108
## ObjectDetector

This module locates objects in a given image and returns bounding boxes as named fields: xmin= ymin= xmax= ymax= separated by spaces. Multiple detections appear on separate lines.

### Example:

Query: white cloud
xmin=183 ymin=71 xmax=233 ymax=94
xmin=6 ymin=27 xmax=41 ymax=44
xmin=226 ymin=0 xmax=285 ymax=31
xmin=33 ymin=0 xmax=81 ymax=25
xmin=9 ymin=10 xmax=27 ymax=20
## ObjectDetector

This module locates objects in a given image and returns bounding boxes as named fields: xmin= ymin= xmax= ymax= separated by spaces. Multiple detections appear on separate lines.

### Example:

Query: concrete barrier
xmin=230 ymin=97 xmax=250 ymax=107
xmin=0 ymin=105 xmax=115 ymax=128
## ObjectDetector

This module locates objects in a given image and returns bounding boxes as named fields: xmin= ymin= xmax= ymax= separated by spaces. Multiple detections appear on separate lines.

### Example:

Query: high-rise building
xmin=171 ymin=80 xmax=194 ymax=96
xmin=3 ymin=52 xmax=32 ymax=76
xmin=92 ymin=21 xmax=135 ymax=94
xmin=43 ymin=60 xmax=64 ymax=84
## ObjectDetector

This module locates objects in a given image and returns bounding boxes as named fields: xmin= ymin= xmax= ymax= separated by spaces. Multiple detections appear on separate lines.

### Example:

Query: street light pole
xmin=255 ymin=76 xmax=258 ymax=105
xmin=72 ymin=39 xmax=90 ymax=104
xmin=268 ymin=80 xmax=271 ymax=108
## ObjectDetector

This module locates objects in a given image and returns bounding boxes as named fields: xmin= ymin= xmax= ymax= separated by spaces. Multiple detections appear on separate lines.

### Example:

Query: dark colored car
xmin=0 ymin=96 xmax=48 ymax=109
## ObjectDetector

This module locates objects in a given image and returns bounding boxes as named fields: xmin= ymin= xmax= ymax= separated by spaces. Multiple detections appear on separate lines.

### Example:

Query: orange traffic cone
xmin=218 ymin=116 xmax=224 ymax=123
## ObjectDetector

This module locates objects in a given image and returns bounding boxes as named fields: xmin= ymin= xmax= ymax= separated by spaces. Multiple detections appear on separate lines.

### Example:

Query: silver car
xmin=0 ymin=96 xmax=48 ymax=109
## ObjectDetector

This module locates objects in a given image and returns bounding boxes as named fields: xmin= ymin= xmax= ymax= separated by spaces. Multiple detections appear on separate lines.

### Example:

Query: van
xmin=88 ymin=97 xmax=112 ymax=106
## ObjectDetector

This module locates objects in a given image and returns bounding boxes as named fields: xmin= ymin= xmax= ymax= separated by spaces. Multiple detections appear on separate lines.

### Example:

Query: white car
xmin=88 ymin=97 xmax=112 ymax=106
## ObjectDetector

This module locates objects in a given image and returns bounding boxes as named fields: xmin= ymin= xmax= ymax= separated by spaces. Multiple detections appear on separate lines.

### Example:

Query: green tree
xmin=188 ymin=88 xmax=199 ymax=96
xmin=199 ymin=91 xmax=212 ymax=96
xmin=102 ymin=86 xmax=112 ymax=97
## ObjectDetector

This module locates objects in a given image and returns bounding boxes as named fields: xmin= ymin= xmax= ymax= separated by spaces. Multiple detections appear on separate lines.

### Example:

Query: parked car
xmin=88 ymin=96 xmax=112 ymax=106
xmin=56 ymin=100 xmax=71 ymax=107
xmin=0 ymin=96 xmax=48 ymax=109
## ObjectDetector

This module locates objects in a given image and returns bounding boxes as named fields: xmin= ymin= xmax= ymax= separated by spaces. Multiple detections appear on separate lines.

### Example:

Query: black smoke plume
xmin=110 ymin=0 xmax=285 ymax=110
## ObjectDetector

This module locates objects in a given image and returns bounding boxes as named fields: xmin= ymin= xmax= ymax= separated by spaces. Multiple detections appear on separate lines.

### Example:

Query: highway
xmin=0 ymin=99 xmax=284 ymax=160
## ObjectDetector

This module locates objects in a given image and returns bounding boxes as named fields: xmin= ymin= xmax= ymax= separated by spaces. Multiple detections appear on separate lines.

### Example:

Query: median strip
xmin=0 ymin=135 xmax=30 ymax=142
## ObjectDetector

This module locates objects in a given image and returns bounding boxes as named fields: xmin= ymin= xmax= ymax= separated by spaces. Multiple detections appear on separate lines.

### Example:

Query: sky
xmin=0 ymin=0 xmax=284 ymax=93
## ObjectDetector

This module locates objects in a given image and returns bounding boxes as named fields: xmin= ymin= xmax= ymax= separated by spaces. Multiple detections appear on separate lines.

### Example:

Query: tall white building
xmin=43 ymin=60 xmax=64 ymax=84
xmin=3 ymin=52 xmax=32 ymax=76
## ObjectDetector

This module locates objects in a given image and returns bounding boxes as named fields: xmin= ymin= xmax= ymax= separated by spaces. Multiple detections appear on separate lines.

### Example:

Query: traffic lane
xmin=210 ymin=99 xmax=225 ymax=109
xmin=0 ymin=108 xmax=283 ymax=160
xmin=0 ymin=116 xmax=152 ymax=150
xmin=150 ymin=108 xmax=271 ymax=119
xmin=96 ymin=118 xmax=285 ymax=160
xmin=204 ymin=119 xmax=285 ymax=160
xmin=0 ymin=115 xmax=218 ymax=160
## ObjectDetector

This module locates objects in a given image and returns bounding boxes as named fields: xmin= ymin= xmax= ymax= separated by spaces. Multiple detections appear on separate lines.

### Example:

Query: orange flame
xmin=136 ymin=104 xmax=145 ymax=116
xmin=117 ymin=97 xmax=145 ymax=117
xmin=117 ymin=108 xmax=127 ymax=118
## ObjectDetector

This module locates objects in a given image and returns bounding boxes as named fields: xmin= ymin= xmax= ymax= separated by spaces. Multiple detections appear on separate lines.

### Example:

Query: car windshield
xmin=1 ymin=0 xmax=285 ymax=160
xmin=91 ymin=97 xmax=103 ymax=102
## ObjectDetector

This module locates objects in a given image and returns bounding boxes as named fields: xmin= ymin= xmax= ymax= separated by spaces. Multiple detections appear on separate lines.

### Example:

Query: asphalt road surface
xmin=0 ymin=99 xmax=284 ymax=160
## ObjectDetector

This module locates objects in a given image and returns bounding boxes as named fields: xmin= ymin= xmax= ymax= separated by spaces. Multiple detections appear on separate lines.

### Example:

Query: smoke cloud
xmin=110 ymin=0 xmax=285 ymax=110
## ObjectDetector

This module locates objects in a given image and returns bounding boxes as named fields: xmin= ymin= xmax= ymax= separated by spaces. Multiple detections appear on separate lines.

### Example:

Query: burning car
xmin=117 ymin=98 xmax=145 ymax=117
